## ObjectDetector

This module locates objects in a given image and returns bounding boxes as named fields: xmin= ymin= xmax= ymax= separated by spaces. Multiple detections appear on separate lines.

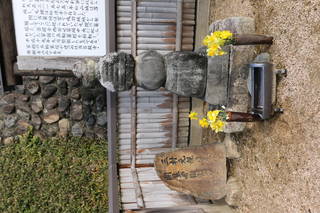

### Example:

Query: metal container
xmin=248 ymin=62 xmax=273 ymax=120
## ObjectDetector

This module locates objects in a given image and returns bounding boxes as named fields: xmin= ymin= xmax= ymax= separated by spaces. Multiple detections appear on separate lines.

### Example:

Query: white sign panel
xmin=12 ymin=0 xmax=106 ymax=57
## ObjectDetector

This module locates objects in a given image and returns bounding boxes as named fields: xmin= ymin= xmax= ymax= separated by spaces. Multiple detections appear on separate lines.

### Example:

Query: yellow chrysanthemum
xmin=202 ymin=30 xmax=233 ymax=57
xmin=213 ymin=31 xmax=222 ymax=37
xmin=199 ymin=118 xmax=209 ymax=128
xmin=207 ymin=111 xmax=217 ymax=123
xmin=203 ymin=34 xmax=215 ymax=46
xmin=210 ymin=120 xmax=225 ymax=133
xmin=217 ymin=50 xmax=227 ymax=56
xmin=207 ymin=110 xmax=220 ymax=122
xmin=189 ymin=111 xmax=198 ymax=120
xmin=219 ymin=31 xmax=233 ymax=40
xmin=206 ymin=48 xmax=216 ymax=57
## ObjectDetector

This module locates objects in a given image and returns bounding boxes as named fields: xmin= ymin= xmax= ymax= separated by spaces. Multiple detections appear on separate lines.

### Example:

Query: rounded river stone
xmin=135 ymin=50 xmax=166 ymax=90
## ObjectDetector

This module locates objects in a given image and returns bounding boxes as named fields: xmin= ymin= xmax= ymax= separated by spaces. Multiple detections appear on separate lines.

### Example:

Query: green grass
xmin=0 ymin=130 xmax=108 ymax=213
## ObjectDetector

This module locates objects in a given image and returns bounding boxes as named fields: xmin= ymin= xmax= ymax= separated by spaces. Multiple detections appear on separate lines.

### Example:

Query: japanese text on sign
xmin=12 ymin=0 xmax=106 ymax=57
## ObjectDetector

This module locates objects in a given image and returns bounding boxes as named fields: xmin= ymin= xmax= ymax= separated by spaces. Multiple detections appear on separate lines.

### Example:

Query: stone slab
xmin=205 ymin=46 xmax=230 ymax=106
xmin=154 ymin=143 xmax=227 ymax=200
xmin=209 ymin=17 xmax=256 ymax=133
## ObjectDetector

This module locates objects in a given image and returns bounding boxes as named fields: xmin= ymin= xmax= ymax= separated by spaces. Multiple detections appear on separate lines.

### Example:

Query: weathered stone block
xmin=95 ymin=127 xmax=107 ymax=139
xmin=224 ymin=133 xmax=240 ymax=159
xmin=43 ymin=111 xmax=60 ymax=124
xmin=205 ymin=46 xmax=230 ymax=106
xmin=72 ymin=123 xmax=83 ymax=137
xmin=17 ymin=120 xmax=32 ymax=134
xmin=26 ymin=81 xmax=40 ymax=94
xmin=2 ymin=104 xmax=15 ymax=114
xmin=71 ymin=103 xmax=83 ymax=121
xmin=3 ymin=137 xmax=14 ymax=145
xmin=15 ymin=93 xmax=29 ymax=102
xmin=68 ymin=78 xmax=81 ymax=87
xmin=16 ymin=109 xmax=31 ymax=121
xmin=41 ymin=85 xmax=57 ymax=98
xmin=58 ymin=119 xmax=70 ymax=137
xmin=57 ymin=80 xmax=68 ymax=95
xmin=72 ymin=59 xmax=97 ymax=86
xmin=31 ymin=114 xmax=42 ymax=130
xmin=165 ymin=52 xmax=207 ymax=98
xmin=135 ymin=50 xmax=166 ymax=90
xmin=96 ymin=111 xmax=107 ymax=127
xmin=4 ymin=115 xmax=17 ymax=128
xmin=3 ymin=129 xmax=16 ymax=138
xmin=71 ymin=88 xmax=81 ymax=100
xmin=31 ymin=99 xmax=43 ymax=114
xmin=39 ymin=76 xmax=55 ymax=84
xmin=209 ymin=16 xmax=255 ymax=35
xmin=16 ymin=100 xmax=31 ymax=113
xmin=226 ymin=176 xmax=242 ymax=207
xmin=95 ymin=94 xmax=106 ymax=112
xmin=44 ymin=97 xmax=58 ymax=110
xmin=98 ymin=52 xmax=135 ymax=92
xmin=85 ymin=115 xmax=96 ymax=127
xmin=1 ymin=94 xmax=15 ymax=104
xmin=46 ymin=125 xmax=59 ymax=137
xmin=58 ymin=97 xmax=71 ymax=112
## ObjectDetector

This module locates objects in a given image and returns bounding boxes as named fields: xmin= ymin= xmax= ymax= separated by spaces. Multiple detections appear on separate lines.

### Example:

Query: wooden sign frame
xmin=9 ymin=0 xmax=112 ymax=75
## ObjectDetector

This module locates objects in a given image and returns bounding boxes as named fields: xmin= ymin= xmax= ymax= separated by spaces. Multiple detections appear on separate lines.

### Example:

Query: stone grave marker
xmin=154 ymin=143 xmax=227 ymax=200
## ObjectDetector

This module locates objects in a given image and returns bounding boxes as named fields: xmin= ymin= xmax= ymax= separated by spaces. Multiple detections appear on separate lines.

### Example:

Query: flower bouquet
xmin=203 ymin=30 xmax=273 ymax=56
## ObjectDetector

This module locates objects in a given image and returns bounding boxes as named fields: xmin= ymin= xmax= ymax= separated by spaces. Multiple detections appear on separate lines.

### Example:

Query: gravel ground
xmin=209 ymin=1 xmax=320 ymax=212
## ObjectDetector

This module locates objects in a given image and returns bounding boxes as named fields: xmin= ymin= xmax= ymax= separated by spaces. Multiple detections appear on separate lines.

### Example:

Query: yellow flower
xmin=219 ymin=30 xmax=233 ymax=40
xmin=213 ymin=31 xmax=222 ymax=37
xmin=207 ymin=110 xmax=220 ymax=122
xmin=203 ymin=33 xmax=216 ymax=46
xmin=210 ymin=120 xmax=225 ymax=133
xmin=217 ymin=50 xmax=227 ymax=56
xmin=199 ymin=118 xmax=209 ymax=128
xmin=207 ymin=47 xmax=217 ymax=57
xmin=189 ymin=111 xmax=198 ymax=120
xmin=202 ymin=30 xmax=233 ymax=57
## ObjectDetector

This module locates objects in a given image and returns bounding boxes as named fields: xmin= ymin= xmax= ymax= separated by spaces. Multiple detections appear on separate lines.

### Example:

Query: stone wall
xmin=0 ymin=76 xmax=107 ymax=144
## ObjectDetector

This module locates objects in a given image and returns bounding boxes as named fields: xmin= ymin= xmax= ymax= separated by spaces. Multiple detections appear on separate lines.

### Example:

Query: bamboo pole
xmin=226 ymin=111 xmax=262 ymax=122
xmin=234 ymin=34 xmax=273 ymax=45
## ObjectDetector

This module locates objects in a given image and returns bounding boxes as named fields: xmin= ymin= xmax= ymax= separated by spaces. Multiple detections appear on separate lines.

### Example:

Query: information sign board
xmin=12 ymin=0 xmax=106 ymax=57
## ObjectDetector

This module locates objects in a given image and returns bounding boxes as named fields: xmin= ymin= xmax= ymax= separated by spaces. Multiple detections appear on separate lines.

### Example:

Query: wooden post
xmin=106 ymin=0 xmax=120 ymax=213
xmin=172 ymin=0 xmax=183 ymax=149
xmin=13 ymin=63 xmax=75 ymax=77
xmin=130 ymin=0 xmax=145 ymax=209
xmin=0 ymin=0 xmax=20 ymax=85
xmin=190 ymin=0 xmax=211 ymax=146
